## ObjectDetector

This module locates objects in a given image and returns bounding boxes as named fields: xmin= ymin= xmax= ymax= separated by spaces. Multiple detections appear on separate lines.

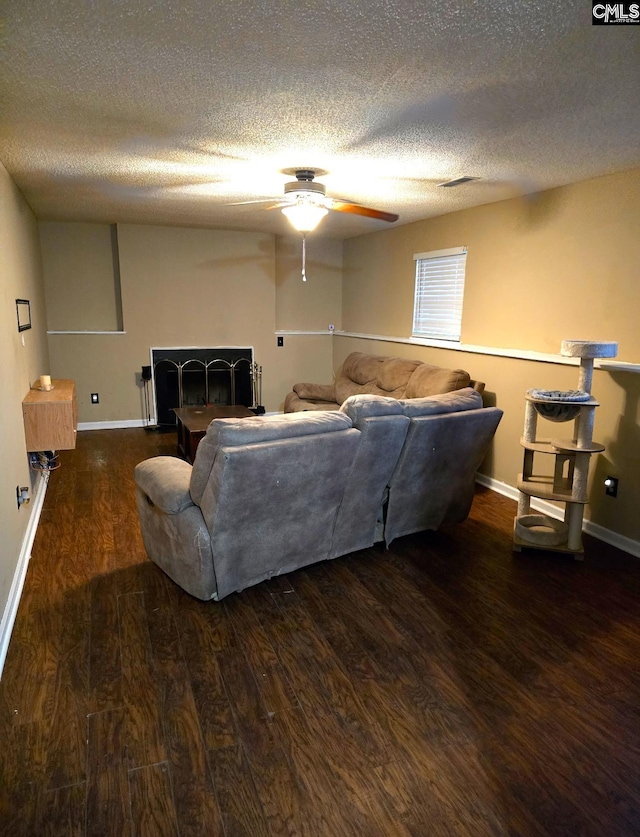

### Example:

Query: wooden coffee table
xmin=173 ymin=405 xmax=255 ymax=463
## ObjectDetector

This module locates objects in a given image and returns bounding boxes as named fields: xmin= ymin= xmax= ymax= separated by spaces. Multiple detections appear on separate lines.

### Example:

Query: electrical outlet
xmin=604 ymin=476 xmax=618 ymax=497
xmin=16 ymin=485 xmax=30 ymax=509
xmin=91 ymin=392 xmax=99 ymax=404
xmin=277 ymin=336 xmax=284 ymax=347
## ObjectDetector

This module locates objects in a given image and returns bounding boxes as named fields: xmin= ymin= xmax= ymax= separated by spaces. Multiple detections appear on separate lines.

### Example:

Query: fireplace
xmin=150 ymin=347 xmax=262 ymax=426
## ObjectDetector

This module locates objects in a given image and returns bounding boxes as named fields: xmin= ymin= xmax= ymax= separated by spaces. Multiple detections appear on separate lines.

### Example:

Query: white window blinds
xmin=412 ymin=246 xmax=467 ymax=341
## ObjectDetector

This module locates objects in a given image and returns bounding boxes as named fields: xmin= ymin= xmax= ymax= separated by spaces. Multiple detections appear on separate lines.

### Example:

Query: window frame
xmin=412 ymin=246 xmax=467 ymax=342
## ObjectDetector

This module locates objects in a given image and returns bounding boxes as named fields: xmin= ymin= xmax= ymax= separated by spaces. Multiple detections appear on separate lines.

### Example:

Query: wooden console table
xmin=173 ymin=405 xmax=255 ymax=463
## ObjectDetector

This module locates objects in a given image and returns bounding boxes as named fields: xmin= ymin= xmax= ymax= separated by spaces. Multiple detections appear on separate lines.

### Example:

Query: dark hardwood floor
xmin=1 ymin=428 xmax=639 ymax=836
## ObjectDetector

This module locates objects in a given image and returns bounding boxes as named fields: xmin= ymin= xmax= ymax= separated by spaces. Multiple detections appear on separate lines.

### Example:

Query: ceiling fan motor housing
xmin=281 ymin=167 xmax=398 ymax=223
xmin=284 ymin=180 xmax=326 ymax=199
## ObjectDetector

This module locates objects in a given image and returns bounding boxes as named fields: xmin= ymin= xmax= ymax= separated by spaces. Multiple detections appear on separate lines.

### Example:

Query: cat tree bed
xmin=529 ymin=388 xmax=591 ymax=422
xmin=514 ymin=514 xmax=569 ymax=547
xmin=514 ymin=339 xmax=617 ymax=558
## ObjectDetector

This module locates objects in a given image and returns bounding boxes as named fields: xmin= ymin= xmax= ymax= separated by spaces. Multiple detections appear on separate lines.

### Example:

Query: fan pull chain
xmin=301 ymin=234 xmax=307 ymax=282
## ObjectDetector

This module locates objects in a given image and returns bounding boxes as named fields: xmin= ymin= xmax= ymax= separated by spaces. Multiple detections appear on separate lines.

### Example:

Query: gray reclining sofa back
xmin=135 ymin=390 xmax=502 ymax=601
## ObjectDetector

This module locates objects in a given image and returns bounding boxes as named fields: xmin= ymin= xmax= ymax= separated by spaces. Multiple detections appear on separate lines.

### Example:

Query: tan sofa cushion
xmin=292 ymin=382 xmax=336 ymax=401
xmin=284 ymin=393 xmax=340 ymax=412
xmin=376 ymin=357 xmax=422 ymax=394
xmin=404 ymin=364 xmax=470 ymax=398
xmin=335 ymin=353 xmax=423 ymax=403
xmin=342 ymin=352 xmax=388 ymax=385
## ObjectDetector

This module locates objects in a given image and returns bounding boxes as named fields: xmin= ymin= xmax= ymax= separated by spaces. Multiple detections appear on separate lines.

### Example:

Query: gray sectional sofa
xmin=134 ymin=388 xmax=502 ymax=601
xmin=284 ymin=351 xmax=484 ymax=412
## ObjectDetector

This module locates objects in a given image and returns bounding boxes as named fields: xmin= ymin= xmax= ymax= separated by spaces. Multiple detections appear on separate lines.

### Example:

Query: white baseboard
xmin=0 ymin=471 xmax=49 ymax=680
xmin=476 ymin=473 xmax=640 ymax=559
xmin=78 ymin=418 xmax=147 ymax=430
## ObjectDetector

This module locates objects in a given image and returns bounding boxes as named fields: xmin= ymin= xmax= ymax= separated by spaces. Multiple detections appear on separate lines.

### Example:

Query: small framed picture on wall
xmin=16 ymin=299 xmax=31 ymax=332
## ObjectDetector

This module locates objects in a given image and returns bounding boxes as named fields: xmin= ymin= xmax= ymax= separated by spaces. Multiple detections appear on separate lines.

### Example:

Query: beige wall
xmin=46 ymin=224 xmax=338 ymax=420
xmin=341 ymin=169 xmax=640 ymax=544
xmin=344 ymin=169 xmax=639 ymax=357
xmin=39 ymin=222 xmax=121 ymax=331
xmin=0 ymin=162 xmax=50 ymax=629
xmin=275 ymin=234 xmax=342 ymax=331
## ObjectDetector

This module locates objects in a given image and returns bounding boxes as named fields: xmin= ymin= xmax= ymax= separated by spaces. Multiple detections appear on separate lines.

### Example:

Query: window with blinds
xmin=412 ymin=246 xmax=467 ymax=341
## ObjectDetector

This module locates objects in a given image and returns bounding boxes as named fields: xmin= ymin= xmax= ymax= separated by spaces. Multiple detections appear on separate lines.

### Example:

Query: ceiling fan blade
xmin=331 ymin=201 xmax=399 ymax=223
xmin=227 ymin=198 xmax=286 ymax=207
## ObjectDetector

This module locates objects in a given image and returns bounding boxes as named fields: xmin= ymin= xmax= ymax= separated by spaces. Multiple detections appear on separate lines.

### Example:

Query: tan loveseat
xmin=284 ymin=351 xmax=484 ymax=412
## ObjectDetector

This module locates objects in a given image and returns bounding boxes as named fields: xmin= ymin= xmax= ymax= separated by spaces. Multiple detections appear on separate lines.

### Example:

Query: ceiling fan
xmin=240 ymin=169 xmax=399 ymax=233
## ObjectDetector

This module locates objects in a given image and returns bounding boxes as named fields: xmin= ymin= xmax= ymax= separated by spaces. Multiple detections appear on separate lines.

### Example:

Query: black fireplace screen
xmin=151 ymin=347 xmax=261 ymax=425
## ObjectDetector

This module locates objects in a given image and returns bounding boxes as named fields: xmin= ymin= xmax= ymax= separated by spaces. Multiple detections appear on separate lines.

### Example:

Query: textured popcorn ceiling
xmin=0 ymin=0 xmax=638 ymax=238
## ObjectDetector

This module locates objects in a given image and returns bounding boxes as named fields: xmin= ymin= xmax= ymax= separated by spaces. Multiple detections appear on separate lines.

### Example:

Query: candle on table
xmin=40 ymin=375 xmax=52 ymax=391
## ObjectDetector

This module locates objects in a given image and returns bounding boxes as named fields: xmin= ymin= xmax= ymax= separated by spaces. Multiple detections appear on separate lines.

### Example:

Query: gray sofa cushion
xmin=190 ymin=411 xmax=352 ymax=504
xmin=398 ymin=387 xmax=483 ymax=417
xmin=339 ymin=393 xmax=404 ymax=422
xmin=329 ymin=393 xmax=410 ymax=557
xmin=135 ymin=495 xmax=217 ymax=600
xmin=200 ymin=426 xmax=361 ymax=600
xmin=134 ymin=456 xmax=194 ymax=514
xmin=385 ymin=406 xmax=503 ymax=544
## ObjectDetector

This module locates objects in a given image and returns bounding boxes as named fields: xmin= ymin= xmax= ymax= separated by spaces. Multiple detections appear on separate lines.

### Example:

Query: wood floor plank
xmin=88 ymin=566 xmax=123 ymax=713
xmin=173 ymin=594 xmax=238 ymax=751
xmin=224 ymin=594 xmax=299 ymax=714
xmin=0 ymin=779 xmax=41 ymax=837
xmin=215 ymin=645 xmax=309 ymax=836
xmin=263 ymin=583 xmax=390 ymax=767
xmin=42 ymin=582 xmax=91 ymax=790
xmin=42 ymin=674 xmax=89 ymax=791
xmin=159 ymin=666 xmax=224 ymax=835
xmin=273 ymin=705 xmax=411 ymax=837
xmin=117 ymin=592 xmax=166 ymax=769
xmin=39 ymin=782 xmax=86 ymax=837
xmin=88 ymin=466 xmax=116 ymax=552
xmin=142 ymin=571 xmax=225 ymax=836
xmin=207 ymin=744 xmax=271 ymax=837
xmin=129 ymin=763 xmax=179 ymax=837
xmin=0 ymin=719 xmax=47 ymax=836
xmin=86 ymin=708 xmax=131 ymax=837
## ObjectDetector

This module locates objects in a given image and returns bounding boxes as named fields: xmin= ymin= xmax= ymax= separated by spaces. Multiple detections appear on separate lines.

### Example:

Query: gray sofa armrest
xmin=292 ymin=381 xmax=336 ymax=401
xmin=134 ymin=456 xmax=195 ymax=514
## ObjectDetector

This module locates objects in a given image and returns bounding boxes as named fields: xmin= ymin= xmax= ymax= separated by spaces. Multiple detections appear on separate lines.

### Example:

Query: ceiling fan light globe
xmin=281 ymin=203 xmax=328 ymax=233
